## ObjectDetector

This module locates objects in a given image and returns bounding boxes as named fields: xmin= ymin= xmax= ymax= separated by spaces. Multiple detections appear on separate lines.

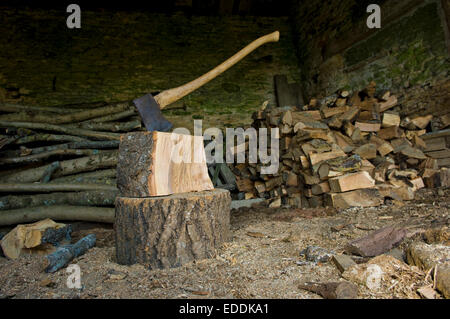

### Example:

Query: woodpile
xmin=231 ymin=82 xmax=449 ymax=209
xmin=0 ymin=101 xmax=142 ymax=225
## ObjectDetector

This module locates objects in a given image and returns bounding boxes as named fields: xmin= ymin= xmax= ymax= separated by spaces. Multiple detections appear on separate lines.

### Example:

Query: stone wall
xmin=0 ymin=7 xmax=299 ymax=130
xmin=1 ymin=2 xmax=449 ymax=129
xmin=291 ymin=0 xmax=450 ymax=118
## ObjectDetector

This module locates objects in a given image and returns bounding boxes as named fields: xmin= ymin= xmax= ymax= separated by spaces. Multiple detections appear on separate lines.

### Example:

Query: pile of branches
xmin=0 ymin=101 xmax=143 ymax=226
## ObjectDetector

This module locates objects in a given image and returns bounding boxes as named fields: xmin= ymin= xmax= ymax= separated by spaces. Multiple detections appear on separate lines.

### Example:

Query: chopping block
xmin=115 ymin=131 xmax=231 ymax=269
xmin=115 ymin=189 xmax=231 ymax=269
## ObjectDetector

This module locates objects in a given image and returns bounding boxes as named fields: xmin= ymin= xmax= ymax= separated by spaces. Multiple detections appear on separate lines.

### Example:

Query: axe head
xmin=133 ymin=93 xmax=173 ymax=132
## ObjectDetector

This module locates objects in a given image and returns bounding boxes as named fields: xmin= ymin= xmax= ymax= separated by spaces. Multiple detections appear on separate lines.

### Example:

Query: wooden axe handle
xmin=154 ymin=31 xmax=280 ymax=109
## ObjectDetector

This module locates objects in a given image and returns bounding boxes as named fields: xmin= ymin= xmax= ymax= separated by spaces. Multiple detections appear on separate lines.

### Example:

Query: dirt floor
xmin=0 ymin=187 xmax=448 ymax=299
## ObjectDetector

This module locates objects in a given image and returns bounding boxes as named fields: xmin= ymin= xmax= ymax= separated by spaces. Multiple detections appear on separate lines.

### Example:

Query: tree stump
xmin=115 ymin=189 xmax=231 ymax=269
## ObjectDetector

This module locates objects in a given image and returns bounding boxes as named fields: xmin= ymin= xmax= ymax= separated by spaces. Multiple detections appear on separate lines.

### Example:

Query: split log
xmin=354 ymin=144 xmax=377 ymax=159
xmin=399 ymin=146 xmax=427 ymax=160
xmin=0 ymin=121 xmax=121 ymax=141
xmin=378 ymin=126 xmax=403 ymax=140
xmin=217 ymin=163 xmax=236 ymax=186
xmin=295 ymin=130 xmax=333 ymax=145
xmin=391 ymin=137 xmax=412 ymax=150
xmin=265 ymin=176 xmax=283 ymax=191
xmin=254 ymin=181 xmax=266 ymax=194
xmin=406 ymin=129 xmax=426 ymax=141
xmin=43 ymin=234 xmax=96 ymax=273
xmin=321 ymin=105 xmax=349 ymax=119
xmin=0 ymin=219 xmax=72 ymax=259
xmin=301 ymin=171 xmax=321 ymax=185
xmin=370 ymin=135 xmax=394 ymax=157
xmin=115 ymin=189 xmax=231 ymax=269
xmin=379 ymin=143 xmax=395 ymax=157
xmin=355 ymin=121 xmax=381 ymax=132
xmin=420 ymin=169 xmax=440 ymax=188
xmin=419 ymin=158 xmax=439 ymax=170
xmin=376 ymin=183 xmax=415 ymax=201
xmin=350 ymin=128 xmax=363 ymax=143
xmin=339 ymin=106 xmax=360 ymax=123
xmin=236 ymin=177 xmax=254 ymax=193
xmin=117 ymin=132 xmax=213 ymax=197
xmin=410 ymin=177 xmax=425 ymax=191
xmin=269 ymin=197 xmax=282 ymax=208
xmin=345 ymin=225 xmax=407 ymax=257
xmin=286 ymin=172 xmax=299 ymax=187
xmin=309 ymin=150 xmax=346 ymax=166
xmin=324 ymin=189 xmax=383 ymax=209
xmin=318 ymin=163 xmax=330 ymax=179
xmin=343 ymin=121 xmax=355 ymax=137
xmin=379 ymin=95 xmax=397 ymax=112
xmin=311 ymin=182 xmax=330 ymax=195
xmin=360 ymin=159 xmax=375 ymax=176
xmin=0 ymin=190 xmax=117 ymax=210
xmin=0 ymin=205 xmax=114 ymax=226
xmin=413 ymin=135 xmax=427 ymax=150
xmin=410 ymin=115 xmax=433 ymax=129
xmin=328 ymin=171 xmax=375 ymax=193
xmin=334 ymin=132 xmax=355 ymax=153
xmin=382 ymin=112 xmax=401 ymax=127
xmin=0 ymin=151 xmax=118 ymax=183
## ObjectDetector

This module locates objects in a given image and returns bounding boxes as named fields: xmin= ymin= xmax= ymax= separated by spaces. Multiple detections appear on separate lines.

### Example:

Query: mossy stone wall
xmin=0 ymin=8 xmax=299 ymax=130
xmin=291 ymin=0 xmax=450 ymax=118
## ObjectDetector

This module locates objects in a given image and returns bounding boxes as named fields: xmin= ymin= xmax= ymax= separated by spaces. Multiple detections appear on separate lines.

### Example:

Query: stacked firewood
xmin=422 ymin=114 xmax=450 ymax=168
xmin=231 ymin=82 xmax=450 ymax=209
xmin=0 ymin=101 xmax=143 ymax=225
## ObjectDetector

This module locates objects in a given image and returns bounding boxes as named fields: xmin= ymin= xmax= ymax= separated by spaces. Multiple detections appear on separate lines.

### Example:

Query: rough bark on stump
xmin=115 ymin=189 xmax=231 ymax=269
xmin=117 ymin=132 xmax=213 ymax=197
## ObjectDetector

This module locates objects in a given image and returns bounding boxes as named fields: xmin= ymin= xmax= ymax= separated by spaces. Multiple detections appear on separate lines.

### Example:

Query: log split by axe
xmin=133 ymin=31 xmax=280 ymax=132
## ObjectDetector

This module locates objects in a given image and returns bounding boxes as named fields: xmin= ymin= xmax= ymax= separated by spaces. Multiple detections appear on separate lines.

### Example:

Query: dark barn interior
xmin=0 ymin=0 xmax=449 ymax=300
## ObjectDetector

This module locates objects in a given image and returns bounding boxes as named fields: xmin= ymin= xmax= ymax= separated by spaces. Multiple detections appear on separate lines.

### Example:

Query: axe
xmin=134 ymin=31 xmax=280 ymax=132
